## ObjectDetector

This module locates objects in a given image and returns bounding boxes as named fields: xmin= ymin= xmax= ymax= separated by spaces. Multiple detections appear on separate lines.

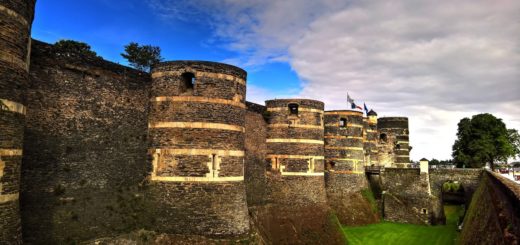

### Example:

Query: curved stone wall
xmin=265 ymin=99 xmax=324 ymax=175
xmin=324 ymin=110 xmax=378 ymax=225
xmin=324 ymin=110 xmax=364 ymax=172
xmin=377 ymin=117 xmax=410 ymax=167
xmin=363 ymin=115 xmax=378 ymax=166
xmin=0 ymin=0 xmax=35 ymax=243
xmin=147 ymin=61 xmax=249 ymax=237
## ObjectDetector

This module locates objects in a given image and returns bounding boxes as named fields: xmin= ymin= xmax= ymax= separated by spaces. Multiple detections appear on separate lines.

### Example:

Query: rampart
xmin=460 ymin=171 xmax=520 ymax=245
xmin=3 ymin=1 xmax=519 ymax=243
xmin=381 ymin=168 xmax=482 ymax=225
xmin=21 ymin=40 xmax=151 ymax=243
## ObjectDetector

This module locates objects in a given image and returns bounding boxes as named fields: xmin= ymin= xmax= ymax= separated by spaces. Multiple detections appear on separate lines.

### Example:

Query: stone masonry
xmin=146 ymin=61 xmax=249 ymax=237
xmin=0 ymin=1 xmax=478 ymax=243
xmin=377 ymin=117 xmax=410 ymax=167
xmin=0 ymin=0 xmax=36 ymax=243
xmin=324 ymin=110 xmax=379 ymax=225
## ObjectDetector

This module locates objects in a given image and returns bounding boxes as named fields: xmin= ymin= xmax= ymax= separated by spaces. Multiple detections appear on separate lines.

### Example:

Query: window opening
xmin=339 ymin=118 xmax=347 ymax=127
xmin=380 ymin=133 xmax=388 ymax=143
xmin=288 ymin=103 xmax=299 ymax=115
xmin=182 ymin=72 xmax=195 ymax=90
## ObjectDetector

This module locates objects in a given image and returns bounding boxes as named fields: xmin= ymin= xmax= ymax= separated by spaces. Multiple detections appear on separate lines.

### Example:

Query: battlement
xmin=378 ymin=117 xmax=409 ymax=129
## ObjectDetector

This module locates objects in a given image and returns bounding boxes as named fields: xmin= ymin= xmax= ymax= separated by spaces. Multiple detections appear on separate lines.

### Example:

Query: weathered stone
xmin=147 ymin=61 xmax=250 ymax=237
xmin=377 ymin=117 xmax=410 ymax=167
xmin=0 ymin=0 xmax=36 ymax=243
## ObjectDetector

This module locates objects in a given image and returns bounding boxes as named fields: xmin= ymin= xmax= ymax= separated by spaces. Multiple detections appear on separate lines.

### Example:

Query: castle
xmin=1 ymin=1 xmax=519 ymax=244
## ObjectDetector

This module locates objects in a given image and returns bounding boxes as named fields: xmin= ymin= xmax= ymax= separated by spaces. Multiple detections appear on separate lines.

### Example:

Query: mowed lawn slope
xmin=342 ymin=205 xmax=462 ymax=245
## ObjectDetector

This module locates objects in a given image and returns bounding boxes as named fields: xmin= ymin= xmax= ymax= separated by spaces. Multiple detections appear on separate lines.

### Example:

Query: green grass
xmin=360 ymin=188 xmax=378 ymax=214
xmin=342 ymin=205 xmax=462 ymax=245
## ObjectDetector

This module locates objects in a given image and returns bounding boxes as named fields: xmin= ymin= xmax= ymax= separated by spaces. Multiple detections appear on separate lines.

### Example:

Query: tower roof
xmin=367 ymin=109 xmax=377 ymax=116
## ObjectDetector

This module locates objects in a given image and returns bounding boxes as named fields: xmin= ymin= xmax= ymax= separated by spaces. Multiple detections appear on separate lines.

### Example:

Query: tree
xmin=121 ymin=42 xmax=163 ymax=72
xmin=54 ymin=40 xmax=98 ymax=59
xmin=452 ymin=113 xmax=519 ymax=170
xmin=429 ymin=158 xmax=440 ymax=165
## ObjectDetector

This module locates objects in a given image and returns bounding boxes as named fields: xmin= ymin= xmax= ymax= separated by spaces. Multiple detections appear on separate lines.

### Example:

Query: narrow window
xmin=339 ymin=118 xmax=347 ymax=127
xmin=211 ymin=154 xmax=219 ymax=178
xmin=288 ymin=103 xmax=299 ymax=115
xmin=182 ymin=72 xmax=195 ymax=90
xmin=380 ymin=133 xmax=387 ymax=143
xmin=396 ymin=144 xmax=401 ymax=150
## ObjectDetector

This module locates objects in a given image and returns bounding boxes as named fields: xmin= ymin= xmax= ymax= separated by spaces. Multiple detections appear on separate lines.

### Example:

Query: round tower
xmin=265 ymin=99 xmax=325 ymax=176
xmin=324 ymin=110 xmax=364 ymax=172
xmin=148 ymin=61 xmax=249 ymax=236
xmin=0 ymin=0 xmax=36 ymax=243
xmin=377 ymin=117 xmax=410 ymax=167
xmin=261 ymin=99 xmax=344 ymax=244
xmin=323 ymin=110 xmax=379 ymax=225
xmin=364 ymin=109 xmax=378 ymax=166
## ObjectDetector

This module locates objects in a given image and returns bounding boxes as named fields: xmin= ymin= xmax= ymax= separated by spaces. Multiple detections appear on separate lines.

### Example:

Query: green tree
xmin=121 ymin=42 xmax=163 ymax=72
xmin=452 ymin=113 xmax=519 ymax=170
xmin=429 ymin=158 xmax=440 ymax=165
xmin=54 ymin=40 xmax=98 ymax=59
xmin=508 ymin=128 xmax=520 ymax=158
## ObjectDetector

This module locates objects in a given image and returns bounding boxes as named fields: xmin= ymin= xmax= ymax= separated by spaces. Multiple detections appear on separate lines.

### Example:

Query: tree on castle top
xmin=54 ymin=40 xmax=98 ymax=59
xmin=121 ymin=42 xmax=163 ymax=72
xmin=452 ymin=113 xmax=519 ymax=170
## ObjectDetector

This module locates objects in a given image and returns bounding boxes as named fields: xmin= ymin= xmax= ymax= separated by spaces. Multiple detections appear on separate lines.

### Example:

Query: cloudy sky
xmin=33 ymin=0 xmax=520 ymax=161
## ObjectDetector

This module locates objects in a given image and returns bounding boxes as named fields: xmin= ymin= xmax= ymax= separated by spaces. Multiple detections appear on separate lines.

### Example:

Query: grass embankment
xmin=342 ymin=205 xmax=463 ymax=245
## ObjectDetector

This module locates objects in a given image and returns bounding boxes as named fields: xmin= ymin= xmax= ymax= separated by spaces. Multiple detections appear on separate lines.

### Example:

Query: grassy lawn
xmin=342 ymin=205 xmax=462 ymax=245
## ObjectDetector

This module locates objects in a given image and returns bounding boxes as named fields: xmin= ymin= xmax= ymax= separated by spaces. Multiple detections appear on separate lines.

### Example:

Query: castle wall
xmin=377 ymin=117 xmax=410 ymax=167
xmin=146 ymin=61 xmax=249 ymax=237
xmin=265 ymin=99 xmax=325 ymax=174
xmin=21 ymin=40 xmax=151 ymax=243
xmin=460 ymin=171 xmax=520 ymax=245
xmin=428 ymin=168 xmax=482 ymax=224
xmin=324 ymin=110 xmax=378 ymax=225
xmin=363 ymin=115 xmax=378 ymax=166
xmin=382 ymin=168 xmax=482 ymax=225
xmin=244 ymin=102 xmax=268 ymax=206
xmin=381 ymin=168 xmax=432 ymax=224
xmin=0 ymin=0 xmax=36 ymax=243
xmin=251 ymin=99 xmax=344 ymax=244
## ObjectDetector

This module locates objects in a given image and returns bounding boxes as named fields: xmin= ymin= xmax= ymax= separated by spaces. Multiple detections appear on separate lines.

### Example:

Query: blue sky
xmin=32 ymin=0 xmax=302 ymax=100
xmin=32 ymin=0 xmax=520 ymax=161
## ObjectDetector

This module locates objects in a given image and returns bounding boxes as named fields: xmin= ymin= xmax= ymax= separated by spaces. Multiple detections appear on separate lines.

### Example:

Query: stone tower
xmin=261 ymin=99 xmax=344 ymax=244
xmin=324 ymin=110 xmax=365 ymax=172
xmin=324 ymin=110 xmax=379 ymax=225
xmin=147 ymin=61 xmax=249 ymax=236
xmin=363 ymin=109 xmax=378 ymax=166
xmin=377 ymin=117 xmax=410 ymax=167
xmin=265 ymin=99 xmax=325 ymax=176
xmin=0 ymin=0 xmax=36 ymax=243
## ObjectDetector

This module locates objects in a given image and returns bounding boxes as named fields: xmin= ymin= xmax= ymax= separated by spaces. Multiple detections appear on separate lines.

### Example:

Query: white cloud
xmin=149 ymin=0 xmax=520 ymax=160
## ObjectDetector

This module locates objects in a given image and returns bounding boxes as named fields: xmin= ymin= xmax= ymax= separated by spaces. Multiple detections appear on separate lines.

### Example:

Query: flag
xmin=347 ymin=93 xmax=354 ymax=104
xmin=351 ymin=102 xmax=356 ymax=109
xmin=356 ymin=105 xmax=363 ymax=110
xmin=364 ymin=103 xmax=369 ymax=115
